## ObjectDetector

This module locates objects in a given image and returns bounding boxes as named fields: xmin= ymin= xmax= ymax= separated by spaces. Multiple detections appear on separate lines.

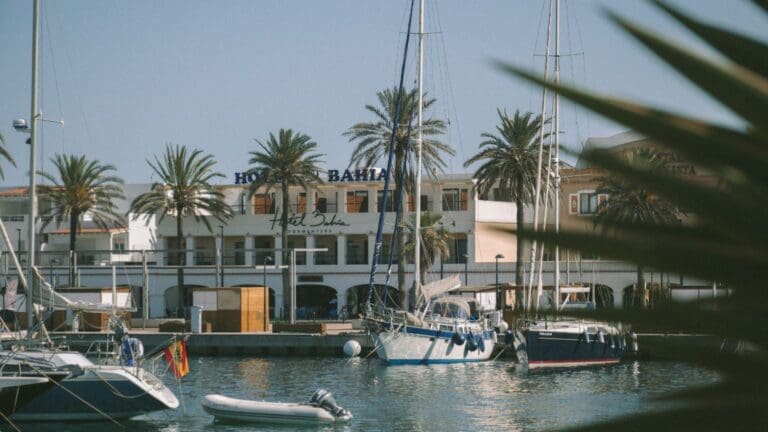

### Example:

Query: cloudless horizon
xmin=0 ymin=0 xmax=763 ymax=187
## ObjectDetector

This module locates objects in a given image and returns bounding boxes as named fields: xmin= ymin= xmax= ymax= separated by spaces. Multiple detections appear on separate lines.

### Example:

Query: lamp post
xmin=495 ymin=253 xmax=504 ymax=311
xmin=218 ymin=225 xmax=224 ymax=286
xmin=463 ymin=253 xmax=469 ymax=286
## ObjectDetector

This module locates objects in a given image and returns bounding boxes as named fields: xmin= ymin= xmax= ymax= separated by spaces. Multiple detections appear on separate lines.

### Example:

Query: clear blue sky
xmin=0 ymin=0 xmax=763 ymax=186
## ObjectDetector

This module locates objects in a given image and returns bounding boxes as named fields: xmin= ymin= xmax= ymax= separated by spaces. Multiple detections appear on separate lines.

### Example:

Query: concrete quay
xmin=53 ymin=329 xmax=374 ymax=357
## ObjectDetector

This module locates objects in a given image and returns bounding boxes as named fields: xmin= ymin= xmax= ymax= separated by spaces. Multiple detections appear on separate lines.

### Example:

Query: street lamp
xmin=463 ymin=253 xmax=469 ymax=286
xmin=218 ymin=225 xmax=224 ymax=286
xmin=495 ymin=253 xmax=504 ymax=311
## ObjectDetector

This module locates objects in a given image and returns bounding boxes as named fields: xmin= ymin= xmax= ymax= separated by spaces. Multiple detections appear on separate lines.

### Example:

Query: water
xmin=13 ymin=357 xmax=719 ymax=432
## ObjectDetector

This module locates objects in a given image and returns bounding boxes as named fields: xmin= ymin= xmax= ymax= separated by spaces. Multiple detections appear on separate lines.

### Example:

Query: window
xmin=253 ymin=193 xmax=275 ymax=215
xmin=445 ymin=234 xmax=468 ymax=264
xmin=314 ymin=236 xmax=338 ymax=265
xmin=442 ymin=188 xmax=468 ymax=211
xmin=493 ymin=188 xmax=511 ymax=201
xmin=287 ymin=236 xmax=307 ymax=265
xmin=253 ymin=236 xmax=274 ymax=265
xmin=579 ymin=192 xmax=598 ymax=215
xmin=377 ymin=190 xmax=397 ymax=212
xmin=377 ymin=234 xmax=399 ymax=264
xmin=407 ymin=194 xmax=431 ymax=212
xmin=166 ymin=237 xmax=183 ymax=265
xmin=346 ymin=190 xmax=369 ymax=213
xmin=233 ymin=240 xmax=245 ymax=265
xmin=295 ymin=192 xmax=307 ymax=213
xmin=346 ymin=235 xmax=368 ymax=265
xmin=114 ymin=242 xmax=126 ymax=252
xmin=238 ymin=193 xmax=247 ymax=215
xmin=194 ymin=237 xmax=215 ymax=265
xmin=315 ymin=191 xmax=338 ymax=213
xmin=569 ymin=191 xmax=607 ymax=216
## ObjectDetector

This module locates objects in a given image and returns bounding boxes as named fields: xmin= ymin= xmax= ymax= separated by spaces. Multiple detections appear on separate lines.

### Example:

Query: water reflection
xmin=12 ymin=357 xmax=719 ymax=432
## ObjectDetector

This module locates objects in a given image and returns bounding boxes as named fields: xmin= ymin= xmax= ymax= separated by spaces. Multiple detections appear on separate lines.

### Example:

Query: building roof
xmin=577 ymin=131 xmax=647 ymax=168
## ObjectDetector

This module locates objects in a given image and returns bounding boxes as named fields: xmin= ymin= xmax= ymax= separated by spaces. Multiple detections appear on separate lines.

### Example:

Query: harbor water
xmin=15 ymin=356 xmax=718 ymax=432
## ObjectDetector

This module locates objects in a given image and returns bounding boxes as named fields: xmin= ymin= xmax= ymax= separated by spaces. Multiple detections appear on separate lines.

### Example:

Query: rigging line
xmin=530 ymin=0 xmax=549 ymax=112
xmin=365 ymin=0 xmax=417 ymax=314
xmin=432 ymin=0 xmax=465 ymax=175
xmin=569 ymin=0 xmax=591 ymax=146
xmin=563 ymin=0 xmax=583 ymax=151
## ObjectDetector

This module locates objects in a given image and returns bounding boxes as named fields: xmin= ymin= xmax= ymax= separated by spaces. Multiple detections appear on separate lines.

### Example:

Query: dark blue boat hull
xmin=524 ymin=329 xmax=628 ymax=368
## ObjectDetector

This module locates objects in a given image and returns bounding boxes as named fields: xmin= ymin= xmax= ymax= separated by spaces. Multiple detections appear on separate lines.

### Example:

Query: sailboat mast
xmin=553 ymin=0 xmax=561 ymax=309
xmin=526 ymin=0 xmax=553 ymax=313
xmin=26 ymin=0 xmax=41 ymax=331
xmin=413 ymin=0 xmax=424 ymax=302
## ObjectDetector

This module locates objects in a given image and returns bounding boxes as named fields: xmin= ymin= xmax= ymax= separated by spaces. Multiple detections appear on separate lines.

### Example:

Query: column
xmin=185 ymin=235 xmax=195 ymax=266
xmin=367 ymin=234 xmax=376 ymax=266
xmin=306 ymin=235 xmax=316 ymax=266
xmin=245 ymin=234 xmax=254 ymax=265
xmin=337 ymin=235 xmax=346 ymax=266
xmin=337 ymin=289 xmax=347 ymax=321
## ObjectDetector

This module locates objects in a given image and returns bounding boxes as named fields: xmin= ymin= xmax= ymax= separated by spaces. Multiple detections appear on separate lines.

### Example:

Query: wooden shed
xmin=192 ymin=286 xmax=269 ymax=332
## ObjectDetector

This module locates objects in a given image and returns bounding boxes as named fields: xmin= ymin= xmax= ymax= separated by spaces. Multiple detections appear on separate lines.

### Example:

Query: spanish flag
xmin=164 ymin=339 xmax=189 ymax=378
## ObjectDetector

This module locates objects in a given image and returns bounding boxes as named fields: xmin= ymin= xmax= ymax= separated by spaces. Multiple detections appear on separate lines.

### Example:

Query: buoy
xmin=343 ymin=340 xmax=361 ymax=357
xmin=451 ymin=332 xmax=466 ymax=346
xmin=498 ymin=320 xmax=509 ymax=333
xmin=597 ymin=330 xmax=605 ymax=344
xmin=583 ymin=330 xmax=590 ymax=344
xmin=466 ymin=333 xmax=478 ymax=351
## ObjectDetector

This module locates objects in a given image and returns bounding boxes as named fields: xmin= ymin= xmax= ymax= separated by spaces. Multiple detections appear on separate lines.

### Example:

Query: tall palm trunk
xmin=394 ymin=148 xmax=407 ymax=310
xmin=515 ymin=180 xmax=525 ymax=288
xmin=176 ymin=208 xmax=186 ymax=309
xmin=69 ymin=211 xmax=79 ymax=286
xmin=637 ymin=264 xmax=646 ymax=309
xmin=281 ymin=183 xmax=290 ymax=320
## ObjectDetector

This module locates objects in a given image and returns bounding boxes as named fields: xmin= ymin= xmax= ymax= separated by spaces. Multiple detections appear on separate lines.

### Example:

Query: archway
xmin=296 ymin=284 xmax=337 ymax=319
xmin=622 ymin=284 xmax=641 ymax=309
xmin=594 ymin=284 xmax=615 ymax=309
xmin=164 ymin=284 xmax=208 ymax=318
xmin=346 ymin=284 xmax=399 ymax=316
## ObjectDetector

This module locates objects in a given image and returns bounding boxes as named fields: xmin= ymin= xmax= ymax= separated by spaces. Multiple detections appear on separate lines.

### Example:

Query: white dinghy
xmin=202 ymin=389 xmax=352 ymax=424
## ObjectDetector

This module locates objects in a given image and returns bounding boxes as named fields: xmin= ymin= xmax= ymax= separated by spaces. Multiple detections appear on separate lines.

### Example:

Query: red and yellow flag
xmin=164 ymin=340 xmax=189 ymax=378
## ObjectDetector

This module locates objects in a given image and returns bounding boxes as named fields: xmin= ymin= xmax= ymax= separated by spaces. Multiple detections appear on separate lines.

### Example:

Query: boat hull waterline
xmin=202 ymin=394 xmax=352 ymax=425
xmin=372 ymin=323 xmax=496 ymax=365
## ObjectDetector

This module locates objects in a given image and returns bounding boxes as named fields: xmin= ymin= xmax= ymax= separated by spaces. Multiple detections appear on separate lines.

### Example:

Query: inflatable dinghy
xmin=202 ymin=389 xmax=352 ymax=424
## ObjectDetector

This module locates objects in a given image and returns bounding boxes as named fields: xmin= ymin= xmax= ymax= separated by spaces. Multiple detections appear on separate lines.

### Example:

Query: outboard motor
xmin=310 ymin=389 xmax=351 ymax=419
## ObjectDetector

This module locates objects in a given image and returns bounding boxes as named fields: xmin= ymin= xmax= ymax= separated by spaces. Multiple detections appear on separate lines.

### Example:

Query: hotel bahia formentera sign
xmin=233 ymin=168 xmax=388 ymax=185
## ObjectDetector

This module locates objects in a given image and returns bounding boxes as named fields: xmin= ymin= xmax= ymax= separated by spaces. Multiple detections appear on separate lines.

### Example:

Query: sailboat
xmin=0 ymin=0 xmax=180 ymax=420
xmin=512 ymin=0 xmax=636 ymax=369
xmin=362 ymin=0 xmax=497 ymax=365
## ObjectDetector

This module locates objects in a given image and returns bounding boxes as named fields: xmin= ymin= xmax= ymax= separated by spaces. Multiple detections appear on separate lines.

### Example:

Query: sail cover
xmin=420 ymin=275 xmax=462 ymax=301
xmin=30 ymin=266 xmax=133 ymax=313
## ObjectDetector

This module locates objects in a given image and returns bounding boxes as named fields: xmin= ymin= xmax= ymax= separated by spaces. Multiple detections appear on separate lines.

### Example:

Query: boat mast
xmin=26 ymin=0 xmax=41 ymax=332
xmin=526 ymin=0 xmax=553 ymax=313
xmin=553 ymin=0 xmax=561 ymax=309
xmin=414 ymin=0 xmax=424 ymax=306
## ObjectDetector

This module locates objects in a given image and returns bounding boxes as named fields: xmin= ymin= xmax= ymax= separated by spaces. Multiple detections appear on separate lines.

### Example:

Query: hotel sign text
xmin=234 ymin=168 xmax=388 ymax=185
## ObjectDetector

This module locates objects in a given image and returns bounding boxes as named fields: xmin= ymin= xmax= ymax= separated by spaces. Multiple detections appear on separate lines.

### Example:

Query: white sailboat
xmin=0 ymin=0 xmax=179 ymax=420
xmin=514 ymin=0 xmax=636 ymax=369
xmin=363 ymin=0 xmax=497 ymax=365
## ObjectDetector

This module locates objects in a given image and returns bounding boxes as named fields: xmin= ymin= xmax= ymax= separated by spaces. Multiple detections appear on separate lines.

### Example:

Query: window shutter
xmin=460 ymin=189 xmax=468 ymax=211
xmin=597 ymin=194 xmax=608 ymax=211
xmin=569 ymin=194 xmax=578 ymax=215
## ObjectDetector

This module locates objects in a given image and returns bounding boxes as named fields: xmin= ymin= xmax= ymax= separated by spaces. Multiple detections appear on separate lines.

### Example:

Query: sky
xmin=0 ymin=0 xmax=764 ymax=187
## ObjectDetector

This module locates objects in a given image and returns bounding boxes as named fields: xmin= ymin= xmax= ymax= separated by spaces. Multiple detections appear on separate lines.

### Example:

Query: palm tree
xmin=463 ymin=109 xmax=547 ymax=287
xmin=345 ymin=87 xmax=453 ymax=305
xmin=247 ymin=129 xmax=324 ymax=320
xmin=0 ymin=133 xmax=16 ymax=179
xmin=405 ymin=212 xmax=450 ymax=288
xmin=39 ymin=154 xmax=125 ymax=284
xmin=594 ymin=148 xmax=681 ymax=307
xmin=130 ymin=144 xmax=232 ymax=307
xmin=499 ymin=1 xmax=768 ymax=429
